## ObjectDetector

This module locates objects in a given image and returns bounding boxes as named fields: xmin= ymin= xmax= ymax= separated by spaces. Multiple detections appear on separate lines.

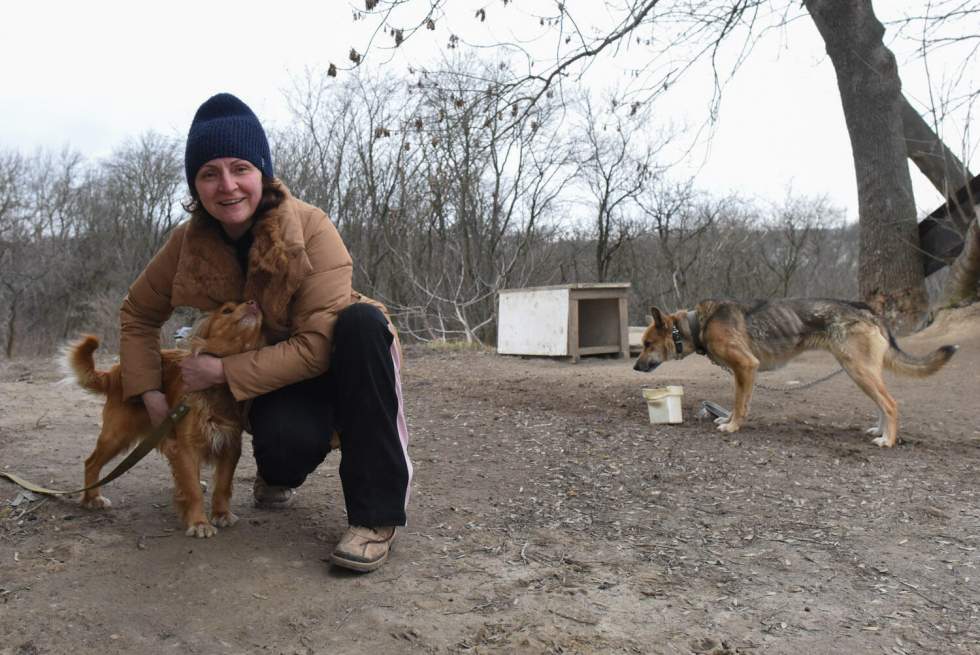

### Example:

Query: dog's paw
xmin=713 ymin=416 xmax=728 ymax=425
xmin=185 ymin=522 xmax=218 ymax=538
xmin=211 ymin=511 xmax=238 ymax=528
xmin=865 ymin=426 xmax=883 ymax=436
xmin=872 ymin=435 xmax=895 ymax=448
xmin=80 ymin=495 xmax=112 ymax=510
xmin=716 ymin=421 xmax=740 ymax=433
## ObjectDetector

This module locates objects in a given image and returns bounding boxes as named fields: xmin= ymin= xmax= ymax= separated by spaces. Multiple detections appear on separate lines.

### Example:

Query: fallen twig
xmin=897 ymin=580 xmax=950 ymax=609
xmin=549 ymin=608 xmax=599 ymax=625
xmin=15 ymin=497 xmax=50 ymax=518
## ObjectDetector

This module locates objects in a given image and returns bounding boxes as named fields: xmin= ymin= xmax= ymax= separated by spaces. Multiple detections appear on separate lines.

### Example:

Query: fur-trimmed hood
xmin=172 ymin=185 xmax=314 ymax=337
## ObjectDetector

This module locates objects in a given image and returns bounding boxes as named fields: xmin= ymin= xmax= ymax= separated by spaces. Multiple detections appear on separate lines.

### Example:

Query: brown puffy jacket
xmin=119 ymin=182 xmax=376 ymax=402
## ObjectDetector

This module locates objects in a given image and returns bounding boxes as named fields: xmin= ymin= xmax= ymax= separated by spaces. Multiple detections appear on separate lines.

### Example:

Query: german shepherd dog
xmin=65 ymin=300 xmax=264 ymax=537
xmin=633 ymin=299 xmax=958 ymax=447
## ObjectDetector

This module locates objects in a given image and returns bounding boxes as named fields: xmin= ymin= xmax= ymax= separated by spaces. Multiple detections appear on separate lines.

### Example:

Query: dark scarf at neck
xmin=218 ymin=225 xmax=255 ymax=273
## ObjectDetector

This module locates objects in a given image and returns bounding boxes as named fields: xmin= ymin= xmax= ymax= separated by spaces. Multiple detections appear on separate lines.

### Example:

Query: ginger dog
xmin=633 ymin=299 xmax=958 ymax=447
xmin=66 ymin=300 xmax=263 ymax=537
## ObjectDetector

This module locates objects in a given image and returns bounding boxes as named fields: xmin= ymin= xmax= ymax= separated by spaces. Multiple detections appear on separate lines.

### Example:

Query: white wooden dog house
xmin=497 ymin=283 xmax=631 ymax=362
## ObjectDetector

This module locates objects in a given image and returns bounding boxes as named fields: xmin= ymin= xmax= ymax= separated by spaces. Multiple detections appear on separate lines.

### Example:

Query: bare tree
xmin=277 ymin=70 xmax=359 ymax=220
xmin=806 ymin=1 xmax=939 ymax=329
xmin=354 ymin=0 xmax=978 ymax=329
xmin=0 ymin=150 xmax=26 ymax=241
xmin=351 ymin=1 xmax=776 ymax=124
xmin=0 ymin=148 xmax=85 ymax=355
xmin=278 ymin=61 xmax=573 ymax=343
xmin=573 ymin=95 xmax=661 ymax=282
xmin=0 ymin=150 xmax=29 ymax=357
xmin=100 ymin=132 xmax=184 ymax=272
xmin=633 ymin=180 xmax=723 ymax=306
xmin=759 ymin=193 xmax=839 ymax=297
xmin=0 ymin=135 xmax=187 ymax=356
xmin=386 ymin=59 xmax=574 ymax=342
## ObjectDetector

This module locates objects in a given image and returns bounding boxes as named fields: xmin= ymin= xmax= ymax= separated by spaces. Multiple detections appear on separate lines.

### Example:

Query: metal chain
xmin=706 ymin=357 xmax=846 ymax=393
xmin=754 ymin=367 xmax=846 ymax=392
xmin=695 ymin=366 xmax=846 ymax=421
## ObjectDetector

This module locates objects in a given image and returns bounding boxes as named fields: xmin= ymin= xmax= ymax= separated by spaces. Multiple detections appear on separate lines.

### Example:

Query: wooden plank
xmin=618 ymin=296 xmax=630 ymax=360
xmin=920 ymin=216 xmax=965 ymax=276
xmin=577 ymin=345 xmax=623 ymax=355
xmin=500 ymin=282 xmax=631 ymax=294
xmin=567 ymin=289 xmax=632 ymax=301
xmin=567 ymin=295 xmax=580 ymax=363
xmin=919 ymin=174 xmax=979 ymax=276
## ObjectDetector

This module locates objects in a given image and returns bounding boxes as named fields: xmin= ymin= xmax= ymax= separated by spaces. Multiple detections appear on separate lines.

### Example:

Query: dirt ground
xmin=1 ymin=306 xmax=978 ymax=655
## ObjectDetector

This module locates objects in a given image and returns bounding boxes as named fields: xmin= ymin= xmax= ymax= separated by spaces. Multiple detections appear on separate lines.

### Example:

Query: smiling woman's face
xmin=194 ymin=157 xmax=263 ymax=239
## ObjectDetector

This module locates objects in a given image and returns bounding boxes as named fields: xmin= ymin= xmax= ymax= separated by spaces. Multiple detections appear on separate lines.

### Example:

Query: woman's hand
xmin=141 ymin=390 xmax=170 ymax=427
xmin=179 ymin=354 xmax=227 ymax=392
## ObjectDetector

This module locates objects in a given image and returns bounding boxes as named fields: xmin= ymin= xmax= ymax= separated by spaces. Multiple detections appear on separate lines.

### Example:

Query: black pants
xmin=248 ymin=303 xmax=411 ymax=527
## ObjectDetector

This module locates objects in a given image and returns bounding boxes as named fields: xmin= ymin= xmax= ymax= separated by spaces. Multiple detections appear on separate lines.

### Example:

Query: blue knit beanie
xmin=184 ymin=93 xmax=274 ymax=195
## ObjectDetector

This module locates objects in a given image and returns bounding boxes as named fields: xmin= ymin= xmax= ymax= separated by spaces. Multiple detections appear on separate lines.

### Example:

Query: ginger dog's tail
xmin=884 ymin=332 xmax=958 ymax=378
xmin=64 ymin=335 xmax=112 ymax=394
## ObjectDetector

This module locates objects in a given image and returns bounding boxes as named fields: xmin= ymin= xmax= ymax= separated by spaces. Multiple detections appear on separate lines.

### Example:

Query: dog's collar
xmin=671 ymin=310 xmax=706 ymax=356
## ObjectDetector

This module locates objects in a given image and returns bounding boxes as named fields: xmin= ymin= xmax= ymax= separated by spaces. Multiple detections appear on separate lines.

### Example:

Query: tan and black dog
xmin=633 ymin=299 xmax=958 ymax=447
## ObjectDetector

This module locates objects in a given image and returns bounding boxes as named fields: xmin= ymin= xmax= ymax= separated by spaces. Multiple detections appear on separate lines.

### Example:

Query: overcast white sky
xmin=1 ymin=1 xmax=974 ymax=220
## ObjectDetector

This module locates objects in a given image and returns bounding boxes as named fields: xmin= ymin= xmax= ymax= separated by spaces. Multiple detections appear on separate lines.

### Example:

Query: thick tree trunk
xmin=805 ymin=0 xmax=928 ymax=333
xmin=4 ymin=290 xmax=17 ymax=359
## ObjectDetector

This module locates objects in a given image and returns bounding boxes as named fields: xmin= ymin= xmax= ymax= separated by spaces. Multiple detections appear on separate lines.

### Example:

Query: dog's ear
xmin=650 ymin=306 xmax=667 ymax=331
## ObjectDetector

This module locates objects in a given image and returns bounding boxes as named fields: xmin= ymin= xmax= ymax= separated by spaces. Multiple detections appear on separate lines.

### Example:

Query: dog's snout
xmin=633 ymin=358 xmax=660 ymax=373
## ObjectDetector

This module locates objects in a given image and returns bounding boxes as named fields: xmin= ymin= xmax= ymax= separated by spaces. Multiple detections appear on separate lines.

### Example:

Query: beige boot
xmin=331 ymin=526 xmax=396 ymax=572
xmin=253 ymin=476 xmax=295 ymax=508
